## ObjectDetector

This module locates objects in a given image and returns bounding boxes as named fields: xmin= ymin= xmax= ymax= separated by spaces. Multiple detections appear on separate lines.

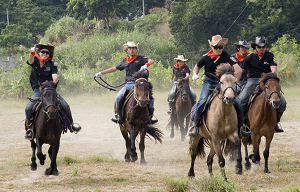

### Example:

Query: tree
xmin=169 ymin=0 xmax=250 ymax=53
xmin=0 ymin=24 xmax=33 ymax=55
xmin=67 ymin=0 xmax=140 ymax=28
xmin=240 ymin=0 xmax=300 ymax=46
xmin=0 ymin=0 xmax=16 ymax=32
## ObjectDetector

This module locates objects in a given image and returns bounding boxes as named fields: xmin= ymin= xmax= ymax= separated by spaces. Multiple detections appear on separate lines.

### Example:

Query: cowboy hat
xmin=123 ymin=41 xmax=139 ymax=52
xmin=251 ymin=36 xmax=268 ymax=49
xmin=174 ymin=55 xmax=188 ymax=62
xmin=234 ymin=40 xmax=251 ymax=51
xmin=35 ymin=44 xmax=54 ymax=58
xmin=208 ymin=35 xmax=228 ymax=46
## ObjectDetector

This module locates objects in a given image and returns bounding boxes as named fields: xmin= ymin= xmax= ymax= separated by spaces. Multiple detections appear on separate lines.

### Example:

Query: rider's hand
xmin=170 ymin=79 xmax=174 ymax=83
xmin=139 ymin=65 xmax=147 ymax=71
xmin=94 ymin=72 xmax=102 ymax=78
xmin=30 ymin=47 xmax=35 ymax=53
xmin=192 ymin=75 xmax=200 ymax=81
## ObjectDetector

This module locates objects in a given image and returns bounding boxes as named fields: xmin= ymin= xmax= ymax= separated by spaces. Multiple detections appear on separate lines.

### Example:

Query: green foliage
xmin=0 ymin=24 xmax=33 ymax=55
xmin=60 ymin=155 xmax=81 ymax=165
xmin=270 ymin=34 xmax=300 ymax=86
xmin=194 ymin=175 xmax=236 ymax=192
xmin=164 ymin=176 xmax=189 ymax=192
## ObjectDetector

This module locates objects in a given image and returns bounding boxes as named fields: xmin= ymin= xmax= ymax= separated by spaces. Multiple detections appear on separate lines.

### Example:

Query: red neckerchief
xmin=235 ymin=52 xmax=249 ymax=62
xmin=35 ymin=53 xmax=52 ymax=64
xmin=207 ymin=49 xmax=221 ymax=59
xmin=126 ymin=55 xmax=137 ymax=64
xmin=174 ymin=63 xmax=186 ymax=68
xmin=253 ymin=48 xmax=268 ymax=57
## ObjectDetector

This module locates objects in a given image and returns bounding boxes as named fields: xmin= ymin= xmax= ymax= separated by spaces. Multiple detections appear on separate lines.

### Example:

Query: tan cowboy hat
xmin=174 ymin=55 xmax=188 ymax=62
xmin=35 ymin=44 xmax=54 ymax=58
xmin=208 ymin=35 xmax=228 ymax=46
xmin=123 ymin=41 xmax=139 ymax=52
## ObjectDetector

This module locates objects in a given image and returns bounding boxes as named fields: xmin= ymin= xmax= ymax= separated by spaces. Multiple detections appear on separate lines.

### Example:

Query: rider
xmin=238 ymin=36 xmax=286 ymax=133
xmin=94 ymin=41 xmax=158 ymax=124
xmin=25 ymin=44 xmax=82 ymax=140
xmin=188 ymin=35 xmax=252 ymax=138
xmin=167 ymin=55 xmax=197 ymax=113
xmin=231 ymin=40 xmax=251 ymax=94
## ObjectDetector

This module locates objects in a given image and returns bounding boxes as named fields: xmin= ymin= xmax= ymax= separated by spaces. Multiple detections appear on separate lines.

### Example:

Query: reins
xmin=42 ymin=87 xmax=58 ymax=121
xmin=263 ymin=78 xmax=281 ymax=104
xmin=94 ymin=76 xmax=130 ymax=91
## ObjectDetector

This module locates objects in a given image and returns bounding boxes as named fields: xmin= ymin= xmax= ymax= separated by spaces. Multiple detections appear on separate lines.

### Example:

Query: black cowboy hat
xmin=35 ymin=44 xmax=54 ymax=58
xmin=234 ymin=40 xmax=250 ymax=51
xmin=251 ymin=36 xmax=268 ymax=49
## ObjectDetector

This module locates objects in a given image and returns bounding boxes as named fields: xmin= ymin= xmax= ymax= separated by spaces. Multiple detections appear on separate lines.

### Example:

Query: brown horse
xmin=116 ymin=70 xmax=163 ymax=164
xmin=242 ymin=73 xmax=281 ymax=173
xmin=26 ymin=81 xmax=63 ymax=175
xmin=168 ymin=77 xmax=195 ymax=142
xmin=188 ymin=64 xmax=242 ymax=181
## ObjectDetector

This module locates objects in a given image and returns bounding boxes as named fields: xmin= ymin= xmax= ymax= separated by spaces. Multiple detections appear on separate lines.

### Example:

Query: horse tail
xmin=223 ymin=139 xmax=236 ymax=156
xmin=189 ymin=137 xmax=206 ymax=159
xmin=146 ymin=125 xmax=163 ymax=143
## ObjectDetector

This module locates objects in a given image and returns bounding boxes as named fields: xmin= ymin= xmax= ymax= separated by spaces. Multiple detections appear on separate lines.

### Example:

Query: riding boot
xmin=187 ymin=110 xmax=201 ymax=137
xmin=234 ymin=103 xmax=252 ymax=138
xmin=275 ymin=111 xmax=284 ymax=133
xmin=167 ymin=101 xmax=174 ymax=114
xmin=24 ymin=119 xmax=34 ymax=140
xmin=111 ymin=110 xmax=124 ymax=124
xmin=66 ymin=113 xmax=82 ymax=133
xmin=149 ymin=107 xmax=158 ymax=124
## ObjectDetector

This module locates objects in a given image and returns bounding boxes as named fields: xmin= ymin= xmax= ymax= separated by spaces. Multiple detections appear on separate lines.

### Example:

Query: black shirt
xmin=27 ymin=57 xmax=58 ymax=91
xmin=115 ymin=55 xmax=149 ymax=81
xmin=196 ymin=51 xmax=237 ymax=80
xmin=240 ymin=51 xmax=277 ymax=78
xmin=173 ymin=65 xmax=190 ymax=81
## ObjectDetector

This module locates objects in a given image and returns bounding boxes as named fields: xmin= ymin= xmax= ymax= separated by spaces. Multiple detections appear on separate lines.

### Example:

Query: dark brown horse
xmin=26 ymin=81 xmax=63 ymax=175
xmin=242 ymin=73 xmax=281 ymax=173
xmin=168 ymin=77 xmax=195 ymax=142
xmin=188 ymin=64 xmax=242 ymax=181
xmin=116 ymin=71 xmax=163 ymax=164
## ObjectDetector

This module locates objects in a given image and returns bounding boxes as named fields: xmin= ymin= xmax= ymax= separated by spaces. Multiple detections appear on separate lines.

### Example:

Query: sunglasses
xmin=40 ymin=50 xmax=50 ymax=55
xmin=256 ymin=45 xmax=266 ymax=49
xmin=212 ymin=45 xmax=224 ymax=50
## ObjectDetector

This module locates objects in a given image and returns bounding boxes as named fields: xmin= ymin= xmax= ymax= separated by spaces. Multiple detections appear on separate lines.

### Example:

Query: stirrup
xmin=150 ymin=118 xmax=158 ymax=124
xmin=187 ymin=125 xmax=198 ymax=137
xmin=240 ymin=125 xmax=252 ymax=137
xmin=111 ymin=116 xmax=123 ymax=124
xmin=70 ymin=123 xmax=81 ymax=134
xmin=275 ymin=123 xmax=284 ymax=133
xmin=24 ymin=129 xmax=34 ymax=140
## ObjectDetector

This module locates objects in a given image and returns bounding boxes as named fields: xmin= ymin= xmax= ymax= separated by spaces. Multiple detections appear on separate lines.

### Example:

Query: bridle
xmin=41 ymin=87 xmax=58 ymax=120
xmin=217 ymin=72 xmax=237 ymax=100
xmin=130 ymin=78 xmax=150 ymax=108
xmin=263 ymin=78 xmax=281 ymax=105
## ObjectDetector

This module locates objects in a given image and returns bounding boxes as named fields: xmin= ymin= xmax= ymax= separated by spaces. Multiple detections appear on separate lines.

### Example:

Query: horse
xmin=188 ymin=63 xmax=242 ymax=181
xmin=26 ymin=80 xmax=63 ymax=175
xmin=242 ymin=73 xmax=281 ymax=173
xmin=116 ymin=70 xmax=163 ymax=164
xmin=168 ymin=77 xmax=195 ymax=142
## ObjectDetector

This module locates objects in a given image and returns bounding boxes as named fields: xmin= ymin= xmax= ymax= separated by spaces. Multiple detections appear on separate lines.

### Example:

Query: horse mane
xmin=132 ymin=70 xmax=149 ymax=80
xmin=215 ymin=63 xmax=234 ymax=77
xmin=259 ymin=73 xmax=280 ymax=89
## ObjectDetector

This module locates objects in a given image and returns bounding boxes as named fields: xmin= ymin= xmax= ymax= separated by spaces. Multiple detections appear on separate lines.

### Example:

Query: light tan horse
xmin=188 ymin=64 xmax=242 ymax=181
xmin=242 ymin=73 xmax=281 ymax=173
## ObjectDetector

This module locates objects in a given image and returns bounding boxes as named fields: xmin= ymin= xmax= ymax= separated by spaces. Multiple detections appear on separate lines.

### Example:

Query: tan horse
xmin=188 ymin=64 xmax=242 ymax=181
xmin=168 ymin=77 xmax=195 ymax=142
xmin=242 ymin=73 xmax=281 ymax=173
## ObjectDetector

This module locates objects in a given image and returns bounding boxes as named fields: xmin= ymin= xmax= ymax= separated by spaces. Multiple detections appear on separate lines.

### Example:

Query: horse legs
xmin=36 ymin=139 xmax=46 ymax=166
xmin=129 ymin=129 xmax=138 ymax=162
xmin=121 ymin=129 xmax=131 ymax=162
xmin=207 ymin=147 xmax=216 ymax=175
xmin=263 ymin=137 xmax=273 ymax=173
xmin=45 ymin=143 xmax=60 ymax=176
xmin=243 ymin=140 xmax=251 ymax=170
xmin=211 ymin=138 xmax=227 ymax=181
xmin=234 ymin=139 xmax=243 ymax=175
xmin=184 ymin=114 xmax=191 ymax=137
xmin=170 ymin=114 xmax=175 ymax=138
xmin=139 ymin=129 xmax=147 ymax=165
xmin=30 ymin=140 xmax=37 ymax=171
xmin=250 ymin=135 xmax=261 ymax=165
xmin=178 ymin=118 xmax=185 ymax=142
xmin=188 ymin=135 xmax=201 ymax=177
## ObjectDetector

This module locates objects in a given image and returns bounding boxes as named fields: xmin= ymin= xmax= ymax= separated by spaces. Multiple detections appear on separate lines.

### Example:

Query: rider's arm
xmin=52 ymin=74 xmax=58 ymax=83
xmin=193 ymin=64 xmax=200 ymax=76
xmin=147 ymin=59 xmax=154 ymax=65
xmin=185 ymin=73 xmax=190 ymax=79
xmin=28 ymin=52 xmax=34 ymax=65
xmin=171 ymin=73 xmax=175 ymax=81
xmin=271 ymin=66 xmax=277 ymax=75
xmin=101 ymin=67 xmax=118 ymax=75
xmin=233 ymin=64 xmax=243 ymax=83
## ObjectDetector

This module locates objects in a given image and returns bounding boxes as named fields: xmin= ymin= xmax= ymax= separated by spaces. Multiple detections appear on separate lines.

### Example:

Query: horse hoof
xmin=188 ymin=171 xmax=195 ymax=177
xmin=52 ymin=168 xmax=59 ymax=176
xmin=45 ymin=168 xmax=52 ymax=175
xmin=264 ymin=169 xmax=271 ymax=174
xmin=31 ymin=166 xmax=37 ymax=171
xmin=131 ymin=156 xmax=138 ymax=162
xmin=170 ymin=133 xmax=174 ymax=138
xmin=245 ymin=163 xmax=251 ymax=170
xmin=140 ymin=159 xmax=147 ymax=165
xmin=235 ymin=167 xmax=243 ymax=175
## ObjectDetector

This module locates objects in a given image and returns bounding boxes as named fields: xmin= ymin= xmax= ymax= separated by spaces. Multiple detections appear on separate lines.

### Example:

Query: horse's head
xmin=133 ymin=78 xmax=149 ymax=107
xmin=260 ymin=73 xmax=281 ymax=109
xmin=216 ymin=63 xmax=236 ymax=105
xmin=176 ymin=77 xmax=190 ymax=102
xmin=39 ymin=80 xmax=59 ymax=119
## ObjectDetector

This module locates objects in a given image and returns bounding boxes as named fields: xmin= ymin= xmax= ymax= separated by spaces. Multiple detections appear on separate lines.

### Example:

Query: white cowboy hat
xmin=174 ymin=55 xmax=188 ymax=62
xmin=208 ymin=35 xmax=228 ymax=46
xmin=123 ymin=41 xmax=139 ymax=52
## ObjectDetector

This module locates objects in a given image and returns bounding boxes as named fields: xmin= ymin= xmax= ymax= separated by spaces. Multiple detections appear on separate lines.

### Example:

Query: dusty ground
xmin=0 ymin=90 xmax=300 ymax=191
